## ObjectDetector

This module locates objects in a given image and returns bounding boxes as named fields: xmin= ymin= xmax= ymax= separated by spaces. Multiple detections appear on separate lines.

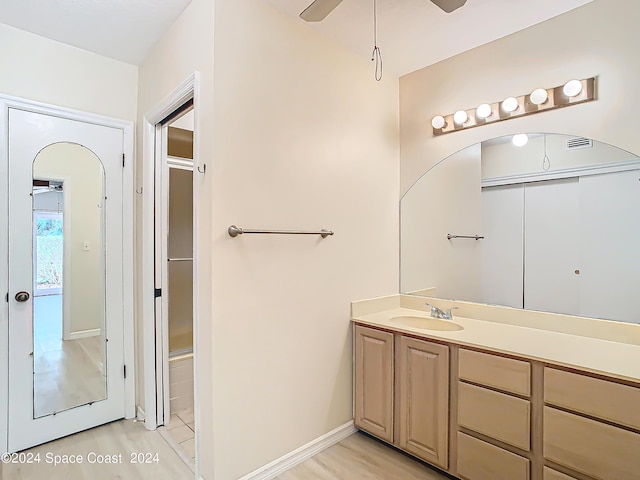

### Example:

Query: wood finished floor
xmin=0 ymin=419 xmax=194 ymax=480
xmin=2 ymin=424 xmax=452 ymax=480
xmin=276 ymin=432 xmax=452 ymax=480
xmin=33 ymin=295 xmax=106 ymax=417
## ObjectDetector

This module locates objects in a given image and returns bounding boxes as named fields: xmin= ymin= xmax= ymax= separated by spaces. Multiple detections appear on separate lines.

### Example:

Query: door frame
xmin=0 ymin=94 xmax=136 ymax=454
xmin=140 ymin=74 xmax=200 ymax=456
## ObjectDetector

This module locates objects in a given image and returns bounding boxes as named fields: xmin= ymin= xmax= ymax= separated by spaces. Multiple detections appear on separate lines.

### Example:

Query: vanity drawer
xmin=458 ymin=382 xmax=530 ymax=450
xmin=543 ymin=467 xmax=577 ymax=480
xmin=457 ymin=432 xmax=530 ymax=480
xmin=545 ymin=367 xmax=640 ymax=430
xmin=544 ymin=406 xmax=640 ymax=480
xmin=458 ymin=349 xmax=530 ymax=397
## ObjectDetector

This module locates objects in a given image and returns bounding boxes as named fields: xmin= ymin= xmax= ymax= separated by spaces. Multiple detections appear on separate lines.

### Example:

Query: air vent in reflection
xmin=566 ymin=137 xmax=593 ymax=150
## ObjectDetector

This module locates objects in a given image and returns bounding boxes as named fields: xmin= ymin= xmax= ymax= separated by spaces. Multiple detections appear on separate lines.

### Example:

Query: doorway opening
xmin=160 ymin=108 xmax=196 ymax=464
xmin=140 ymin=73 xmax=200 ymax=476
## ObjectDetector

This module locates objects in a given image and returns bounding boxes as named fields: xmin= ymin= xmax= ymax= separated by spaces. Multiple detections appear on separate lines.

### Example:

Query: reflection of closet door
xmin=7 ymin=108 xmax=125 ymax=452
xmin=524 ymin=178 xmax=580 ymax=316
xmin=481 ymin=184 xmax=524 ymax=309
xmin=579 ymin=170 xmax=640 ymax=323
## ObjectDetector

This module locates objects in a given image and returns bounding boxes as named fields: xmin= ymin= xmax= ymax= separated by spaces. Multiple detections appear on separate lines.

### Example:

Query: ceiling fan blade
xmin=431 ymin=0 xmax=467 ymax=13
xmin=299 ymin=0 xmax=343 ymax=22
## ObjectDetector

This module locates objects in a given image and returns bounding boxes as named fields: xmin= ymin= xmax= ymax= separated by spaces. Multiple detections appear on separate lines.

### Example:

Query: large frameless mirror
xmin=32 ymin=142 xmax=107 ymax=418
xmin=400 ymin=133 xmax=640 ymax=324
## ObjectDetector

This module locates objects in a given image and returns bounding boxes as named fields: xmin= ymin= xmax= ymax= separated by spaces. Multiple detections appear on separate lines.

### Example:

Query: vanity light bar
xmin=431 ymin=77 xmax=596 ymax=136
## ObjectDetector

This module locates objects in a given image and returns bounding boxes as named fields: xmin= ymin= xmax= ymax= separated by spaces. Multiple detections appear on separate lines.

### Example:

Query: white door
xmin=481 ymin=184 xmax=524 ymax=309
xmin=7 ymin=108 xmax=126 ymax=452
xmin=524 ymin=178 xmax=580 ymax=316
xmin=578 ymin=170 xmax=640 ymax=323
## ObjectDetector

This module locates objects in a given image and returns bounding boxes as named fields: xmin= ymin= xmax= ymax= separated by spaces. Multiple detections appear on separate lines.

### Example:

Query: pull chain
xmin=371 ymin=0 xmax=383 ymax=81
xmin=542 ymin=134 xmax=551 ymax=171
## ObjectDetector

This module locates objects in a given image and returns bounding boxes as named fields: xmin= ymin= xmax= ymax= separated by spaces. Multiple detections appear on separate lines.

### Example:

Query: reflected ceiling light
xmin=453 ymin=110 xmax=468 ymax=125
xmin=530 ymin=88 xmax=548 ymax=105
xmin=563 ymin=79 xmax=583 ymax=97
xmin=475 ymin=103 xmax=492 ymax=120
xmin=501 ymin=96 xmax=519 ymax=113
xmin=431 ymin=115 xmax=446 ymax=129
xmin=512 ymin=134 xmax=529 ymax=147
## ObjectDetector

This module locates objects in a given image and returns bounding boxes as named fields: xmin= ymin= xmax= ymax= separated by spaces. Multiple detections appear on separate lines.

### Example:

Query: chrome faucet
xmin=425 ymin=303 xmax=458 ymax=320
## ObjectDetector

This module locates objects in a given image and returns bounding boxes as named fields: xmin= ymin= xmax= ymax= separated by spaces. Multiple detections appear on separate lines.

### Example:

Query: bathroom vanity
xmin=351 ymin=295 xmax=640 ymax=480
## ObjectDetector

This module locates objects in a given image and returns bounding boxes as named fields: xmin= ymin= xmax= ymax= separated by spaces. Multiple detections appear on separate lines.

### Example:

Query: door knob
xmin=15 ymin=291 xmax=30 ymax=303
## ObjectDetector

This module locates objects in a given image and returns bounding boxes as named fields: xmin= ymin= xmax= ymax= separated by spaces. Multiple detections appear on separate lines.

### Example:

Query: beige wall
xmin=136 ymin=0 xmax=215 ymax=476
xmin=209 ymin=1 xmax=398 ymax=478
xmin=138 ymin=0 xmax=398 ymax=478
xmin=0 ymin=24 xmax=137 ymax=121
xmin=400 ymin=0 xmax=640 ymax=194
xmin=34 ymin=143 xmax=105 ymax=334
xmin=401 ymin=144 xmax=482 ymax=299
xmin=481 ymin=134 xmax=638 ymax=180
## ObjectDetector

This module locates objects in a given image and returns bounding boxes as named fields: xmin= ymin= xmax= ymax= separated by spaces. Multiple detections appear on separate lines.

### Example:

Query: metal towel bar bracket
xmin=228 ymin=225 xmax=334 ymax=238
xmin=447 ymin=234 xmax=485 ymax=240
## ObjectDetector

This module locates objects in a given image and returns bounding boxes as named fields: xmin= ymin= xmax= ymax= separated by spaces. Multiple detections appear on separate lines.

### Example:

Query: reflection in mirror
xmin=401 ymin=134 xmax=640 ymax=324
xmin=32 ymin=142 xmax=107 ymax=418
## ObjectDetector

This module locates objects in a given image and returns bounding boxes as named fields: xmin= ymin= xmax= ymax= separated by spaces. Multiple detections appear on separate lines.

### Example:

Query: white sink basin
xmin=390 ymin=316 xmax=464 ymax=331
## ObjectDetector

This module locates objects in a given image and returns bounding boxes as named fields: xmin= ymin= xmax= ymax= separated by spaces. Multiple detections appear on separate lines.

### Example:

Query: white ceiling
xmin=0 ymin=0 xmax=192 ymax=65
xmin=262 ymin=0 xmax=593 ymax=76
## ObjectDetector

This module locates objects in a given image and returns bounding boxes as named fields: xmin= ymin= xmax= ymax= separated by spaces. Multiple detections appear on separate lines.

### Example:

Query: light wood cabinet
xmin=542 ymin=467 xmax=577 ymax=480
xmin=397 ymin=335 xmax=449 ymax=469
xmin=353 ymin=325 xmax=450 ymax=469
xmin=354 ymin=325 xmax=394 ymax=442
xmin=459 ymin=349 xmax=531 ymax=397
xmin=456 ymin=349 xmax=532 ymax=480
xmin=544 ymin=406 xmax=640 ymax=479
xmin=545 ymin=367 xmax=640 ymax=430
xmin=353 ymin=322 xmax=640 ymax=480
xmin=457 ymin=432 xmax=530 ymax=480
xmin=543 ymin=368 xmax=640 ymax=480
xmin=457 ymin=381 xmax=530 ymax=451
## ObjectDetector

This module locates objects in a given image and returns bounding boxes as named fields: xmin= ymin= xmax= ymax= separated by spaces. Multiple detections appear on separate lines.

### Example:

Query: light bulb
xmin=512 ymin=134 xmax=529 ymax=147
xmin=563 ymin=79 xmax=583 ymax=97
xmin=530 ymin=88 xmax=548 ymax=105
xmin=453 ymin=110 xmax=468 ymax=125
xmin=431 ymin=115 xmax=446 ymax=129
xmin=476 ymin=103 xmax=492 ymax=120
xmin=502 ymin=97 xmax=519 ymax=113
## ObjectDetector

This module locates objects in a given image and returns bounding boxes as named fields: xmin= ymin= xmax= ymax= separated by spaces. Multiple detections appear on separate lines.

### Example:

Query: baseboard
xmin=238 ymin=421 xmax=357 ymax=480
xmin=68 ymin=328 xmax=101 ymax=339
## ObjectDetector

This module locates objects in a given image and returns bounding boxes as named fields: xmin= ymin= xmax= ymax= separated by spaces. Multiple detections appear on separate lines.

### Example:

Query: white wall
xmin=400 ymin=0 xmax=640 ymax=193
xmin=0 ymin=24 xmax=138 ymax=121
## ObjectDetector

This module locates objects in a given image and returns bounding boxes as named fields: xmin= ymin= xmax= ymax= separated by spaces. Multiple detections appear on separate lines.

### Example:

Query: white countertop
xmin=353 ymin=306 xmax=640 ymax=384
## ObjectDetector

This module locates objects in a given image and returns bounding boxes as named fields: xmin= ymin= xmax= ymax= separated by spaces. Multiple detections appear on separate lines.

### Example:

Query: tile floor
xmin=164 ymin=408 xmax=196 ymax=464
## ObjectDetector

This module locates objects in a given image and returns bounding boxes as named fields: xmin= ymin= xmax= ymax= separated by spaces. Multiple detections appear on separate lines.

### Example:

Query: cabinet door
xmin=544 ymin=406 xmax=640 ymax=480
xmin=354 ymin=325 xmax=394 ymax=442
xmin=397 ymin=336 xmax=449 ymax=468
